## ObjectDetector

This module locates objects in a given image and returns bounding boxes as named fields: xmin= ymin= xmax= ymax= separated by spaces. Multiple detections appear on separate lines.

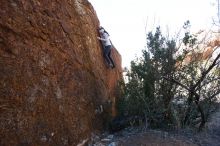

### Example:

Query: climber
xmin=97 ymin=26 xmax=115 ymax=68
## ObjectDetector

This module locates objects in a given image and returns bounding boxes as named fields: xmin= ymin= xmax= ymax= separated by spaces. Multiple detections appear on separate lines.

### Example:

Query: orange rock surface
xmin=0 ymin=0 xmax=122 ymax=145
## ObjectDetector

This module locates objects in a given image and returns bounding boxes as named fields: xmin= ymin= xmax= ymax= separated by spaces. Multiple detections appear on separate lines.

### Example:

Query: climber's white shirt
xmin=100 ymin=32 xmax=111 ymax=46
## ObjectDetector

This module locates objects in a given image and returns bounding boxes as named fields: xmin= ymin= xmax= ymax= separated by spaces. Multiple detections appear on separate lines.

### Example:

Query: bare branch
xmin=162 ymin=76 xmax=190 ymax=91
xmin=209 ymin=90 xmax=220 ymax=100
xmin=200 ymin=76 xmax=220 ymax=88
xmin=194 ymin=52 xmax=220 ymax=90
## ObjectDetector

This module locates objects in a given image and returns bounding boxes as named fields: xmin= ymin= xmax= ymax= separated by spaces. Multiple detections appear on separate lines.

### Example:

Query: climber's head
xmin=99 ymin=26 xmax=103 ymax=30
xmin=98 ymin=26 xmax=109 ymax=35
xmin=99 ymin=26 xmax=104 ymax=33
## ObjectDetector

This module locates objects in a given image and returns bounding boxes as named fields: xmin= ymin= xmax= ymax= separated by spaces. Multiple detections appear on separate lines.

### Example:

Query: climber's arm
xmin=97 ymin=37 xmax=107 ymax=41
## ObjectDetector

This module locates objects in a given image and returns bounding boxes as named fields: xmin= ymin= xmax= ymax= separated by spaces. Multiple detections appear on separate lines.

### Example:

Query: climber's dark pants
xmin=104 ymin=45 xmax=115 ymax=67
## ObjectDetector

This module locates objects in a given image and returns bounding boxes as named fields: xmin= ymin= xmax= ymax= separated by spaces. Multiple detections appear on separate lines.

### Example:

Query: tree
xmin=119 ymin=22 xmax=220 ymax=131
xmin=120 ymin=27 xmax=178 ymax=128
xmin=163 ymin=22 xmax=220 ymax=130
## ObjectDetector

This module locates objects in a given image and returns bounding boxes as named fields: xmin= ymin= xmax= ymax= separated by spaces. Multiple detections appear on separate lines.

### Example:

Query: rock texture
xmin=178 ymin=37 xmax=220 ymax=66
xmin=0 ymin=0 xmax=122 ymax=145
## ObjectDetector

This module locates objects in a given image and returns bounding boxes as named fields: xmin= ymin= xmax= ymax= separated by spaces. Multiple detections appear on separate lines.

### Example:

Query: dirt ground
xmin=90 ymin=105 xmax=220 ymax=146
xmin=116 ymin=130 xmax=197 ymax=146
xmin=116 ymin=105 xmax=220 ymax=146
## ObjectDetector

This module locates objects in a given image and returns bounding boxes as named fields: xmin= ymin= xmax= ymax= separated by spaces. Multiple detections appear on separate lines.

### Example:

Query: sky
xmin=89 ymin=0 xmax=217 ymax=68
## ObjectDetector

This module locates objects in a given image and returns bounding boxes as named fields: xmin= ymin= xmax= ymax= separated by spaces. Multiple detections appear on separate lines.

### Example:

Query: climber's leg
xmin=104 ymin=46 xmax=113 ymax=67
xmin=108 ymin=52 xmax=115 ymax=68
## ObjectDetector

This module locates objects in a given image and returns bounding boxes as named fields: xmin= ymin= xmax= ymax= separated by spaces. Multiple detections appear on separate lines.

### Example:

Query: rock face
xmin=0 ymin=0 xmax=122 ymax=145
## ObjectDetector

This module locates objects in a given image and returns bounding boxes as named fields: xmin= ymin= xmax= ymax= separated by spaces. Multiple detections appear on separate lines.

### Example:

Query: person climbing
xmin=97 ymin=26 xmax=115 ymax=68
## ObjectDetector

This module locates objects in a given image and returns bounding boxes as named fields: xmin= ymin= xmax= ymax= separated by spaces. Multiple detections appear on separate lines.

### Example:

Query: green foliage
xmin=117 ymin=27 xmax=178 ymax=128
xmin=117 ymin=21 xmax=220 ymax=130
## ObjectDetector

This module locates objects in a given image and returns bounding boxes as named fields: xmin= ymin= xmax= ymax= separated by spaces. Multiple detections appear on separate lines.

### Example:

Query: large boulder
xmin=0 ymin=0 xmax=122 ymax=145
